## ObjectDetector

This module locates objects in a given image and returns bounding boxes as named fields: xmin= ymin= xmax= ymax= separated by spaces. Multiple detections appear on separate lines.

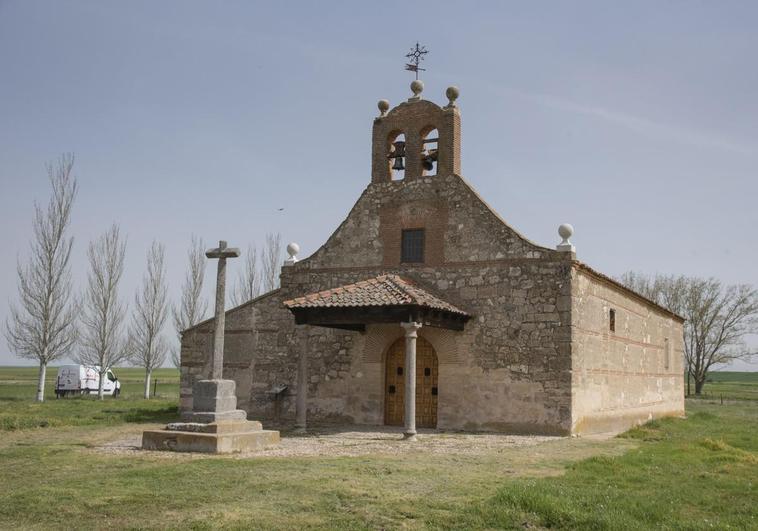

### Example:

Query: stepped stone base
xmin=181 ymin=409 xmax=248 ymax=423
xmin=142 ymin=378 xmax=280 ymax=454
xmin=142 ymin=420 xmax=280 ymax=453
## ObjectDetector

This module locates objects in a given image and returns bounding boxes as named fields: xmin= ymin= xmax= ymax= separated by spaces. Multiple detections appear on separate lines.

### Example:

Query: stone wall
xmin=570 ymin=265 xmax=685 ymax=435
xmin=306 ymin=173 xmax=548 ymax=270
xmin=179 ymin=91 xmax=684 ymax=437
xmin=180 ymin=171 xmax=575 ymax=434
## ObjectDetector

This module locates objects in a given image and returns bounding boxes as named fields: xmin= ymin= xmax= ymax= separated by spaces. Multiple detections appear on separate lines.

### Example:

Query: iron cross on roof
xmin=405 ymin=42 xmax=428 ymax=80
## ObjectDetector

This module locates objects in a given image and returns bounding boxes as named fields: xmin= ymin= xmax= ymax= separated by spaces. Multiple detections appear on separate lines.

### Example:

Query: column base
xmin=403 ymin=432 xmax=417 ymax=441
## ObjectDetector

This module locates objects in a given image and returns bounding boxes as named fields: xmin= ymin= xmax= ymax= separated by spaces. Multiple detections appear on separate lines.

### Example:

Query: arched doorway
xmin=384 ymin=336 xmax=438 ymax=428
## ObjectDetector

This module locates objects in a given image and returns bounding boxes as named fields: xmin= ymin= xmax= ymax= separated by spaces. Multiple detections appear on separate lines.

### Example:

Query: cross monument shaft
xmin=206 ymin=240 xmax=240 ymax=379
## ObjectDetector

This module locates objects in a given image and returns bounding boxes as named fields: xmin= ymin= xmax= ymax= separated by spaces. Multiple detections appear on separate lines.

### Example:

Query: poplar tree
xmin=5 ymin=155 xmax=78 ymax=402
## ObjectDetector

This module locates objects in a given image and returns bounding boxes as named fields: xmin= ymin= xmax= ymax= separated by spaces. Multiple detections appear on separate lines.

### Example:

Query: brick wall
xmin=570 ymin=266 xmax=685 ymax=434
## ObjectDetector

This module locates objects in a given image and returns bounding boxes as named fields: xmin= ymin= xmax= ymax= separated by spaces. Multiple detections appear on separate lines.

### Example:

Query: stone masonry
xmin=180 ymin=82 xmax=684 ymax=436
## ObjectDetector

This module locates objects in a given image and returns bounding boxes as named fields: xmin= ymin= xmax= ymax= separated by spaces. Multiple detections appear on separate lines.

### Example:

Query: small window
xmin=401 ymin=229 xmax=425 ymax=263
xmin=397 ymin=367 xmax=403 ymax=376
xmin=388 ymin=385 xmax=396 ymax=394
xmin=664 ymin=338 xmax=670 ymax=370
xmin=609 ymin=309 xmax=616 ymax=332
xmin=424 ymin=367 xmax=431 ymax=377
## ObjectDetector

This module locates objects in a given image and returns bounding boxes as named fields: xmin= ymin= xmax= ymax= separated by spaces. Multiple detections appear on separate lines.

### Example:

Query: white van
xmin=55 ymin=365 xmax=121 ymax=397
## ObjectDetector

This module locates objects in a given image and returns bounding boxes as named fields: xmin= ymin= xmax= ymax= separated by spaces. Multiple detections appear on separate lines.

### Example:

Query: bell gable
xmin=299 ymin=83 xmax=553 ymax=270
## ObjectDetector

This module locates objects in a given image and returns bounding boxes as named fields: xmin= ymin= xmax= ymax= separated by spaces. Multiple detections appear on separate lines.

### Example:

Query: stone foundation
xmin=143 ymin=378 xmax=279 ymax=453
xmin=142 ymin=420 xmax=280 ymax=453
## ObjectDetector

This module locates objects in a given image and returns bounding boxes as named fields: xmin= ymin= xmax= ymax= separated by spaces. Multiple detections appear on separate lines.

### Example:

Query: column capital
xmin=401 ymin=321 xmax=423 ymax=337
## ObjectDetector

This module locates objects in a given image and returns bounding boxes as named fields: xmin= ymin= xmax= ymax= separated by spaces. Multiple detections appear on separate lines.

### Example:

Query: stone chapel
xmin=180 ymin=81 xmax=685 ymax=436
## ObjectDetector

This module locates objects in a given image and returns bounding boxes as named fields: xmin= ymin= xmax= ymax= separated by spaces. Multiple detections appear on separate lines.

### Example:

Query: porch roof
xmin=283 ymin=274 xmax=471 ymax=331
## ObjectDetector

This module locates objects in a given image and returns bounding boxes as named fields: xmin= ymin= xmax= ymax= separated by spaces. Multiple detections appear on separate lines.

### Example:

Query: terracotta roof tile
xmin=283 ymin=275 xmax=468 ymax=316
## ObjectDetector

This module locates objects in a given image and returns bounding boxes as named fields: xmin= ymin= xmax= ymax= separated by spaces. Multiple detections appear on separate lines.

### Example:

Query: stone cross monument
xmin=206 ymin=240 xmax=240 ymax=379
xmin=141 ymin=240 xmax=280 ymax=453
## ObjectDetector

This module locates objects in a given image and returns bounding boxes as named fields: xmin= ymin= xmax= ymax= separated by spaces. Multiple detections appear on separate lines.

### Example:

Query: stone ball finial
xmin=377 ymin=99 xmax=390 ymax=116
xmin=410 ymin=79 xmax=424 ymax=99
xmin=558 ymin=223 xmax=574 ymax=240
xmin=557 ymin=224 xmax=575 ymax=254
xmin=446 ymin=85 xmax=460 ymax=106
xmin=284 ymin=242 xmax=300 ymax=265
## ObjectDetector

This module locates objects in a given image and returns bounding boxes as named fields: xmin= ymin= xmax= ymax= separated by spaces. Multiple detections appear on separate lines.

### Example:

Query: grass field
xmin=688 ymin=370 xmax=758 ymax=401
xmin=1 ymin=367 xmax=756 ymax=529
xmin=0 ymin=366 xmax=179 ymax=431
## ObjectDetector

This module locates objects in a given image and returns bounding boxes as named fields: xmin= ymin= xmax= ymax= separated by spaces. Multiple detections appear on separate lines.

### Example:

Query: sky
xmin=0 ymin=1 xmax=756 ymax=369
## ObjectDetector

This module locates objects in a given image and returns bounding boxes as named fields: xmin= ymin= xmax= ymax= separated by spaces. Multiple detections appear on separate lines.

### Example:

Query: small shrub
xmin=698 ymin=438 xmax=758 ymax=464
xmin=0 ymin=416 xmax=53 ymax=431
xmin=699 ymin=438 xmax=730 ymax=452
xmin=620 ymin=420 xmax=665 ymax=441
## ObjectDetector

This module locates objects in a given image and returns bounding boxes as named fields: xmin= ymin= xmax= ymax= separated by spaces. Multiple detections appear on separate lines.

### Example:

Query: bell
xmin=392 ymin=157 xmax=405 ymax=171
xmin=392 ymin=141 xmax=406 ymax=157
xmin=421 ymin=149 xmax=438 ymax=172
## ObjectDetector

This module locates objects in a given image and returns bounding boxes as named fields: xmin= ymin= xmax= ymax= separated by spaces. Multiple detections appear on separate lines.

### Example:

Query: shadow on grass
xmin=124 ymin=406 xmax=179 ymax=424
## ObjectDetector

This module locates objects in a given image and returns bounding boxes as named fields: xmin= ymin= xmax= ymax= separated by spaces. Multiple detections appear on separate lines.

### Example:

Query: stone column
xmin=401 ymin=321 xmax=422 ymax=440
xmin=205 ymin=240 xmax=240 ymax=380
xmin=211 ymin=253 xmax=227 ymax=379
xmin=294 ymin=328 xmax=308 ymax=433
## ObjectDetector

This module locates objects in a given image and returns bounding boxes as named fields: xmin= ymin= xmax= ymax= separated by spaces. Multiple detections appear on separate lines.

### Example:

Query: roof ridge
xmin=282 ymin=274 xmax=469 ymax=316
xmin=388 ymin=275 xmax=415 ymax=304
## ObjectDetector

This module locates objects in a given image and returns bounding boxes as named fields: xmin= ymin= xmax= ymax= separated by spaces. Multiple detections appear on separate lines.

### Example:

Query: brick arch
xmin=361 ymin=324 xmax=461 ymax=365
xmin=372 ymin=98 xmax=459 ymax=183
xmin=420 ymin=327 xmax=461 ymax=365
xmin=420 ymin=123 xmax=438 ymax=137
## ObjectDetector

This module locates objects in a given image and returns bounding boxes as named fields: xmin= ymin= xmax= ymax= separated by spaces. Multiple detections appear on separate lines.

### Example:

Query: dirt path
xmin=95 ymin=424 xmax=559 ymax=458
xmin=78 ymin=423 xmax=635 ymax=475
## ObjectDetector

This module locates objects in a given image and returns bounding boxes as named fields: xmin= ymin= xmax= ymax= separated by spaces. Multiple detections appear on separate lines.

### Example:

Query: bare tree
xmin=76 ymin=225 xmax=129 ymax=399
xmin=4 ymin=154 xmax=78 ymax=402
xmin=169 ymin=346 xmax=181 ymax=369
xmin=170 ymin=235 xmax=208 ymax=367
xmin=261 ymin=232 xmax=282 ymax=293
xmin=620 ymin=272 xmax=758 ymax=395
xmin=129 ymin=241 xmax=169 ymax=399
xmin=231 ymin=244 xmax=260 ymax=306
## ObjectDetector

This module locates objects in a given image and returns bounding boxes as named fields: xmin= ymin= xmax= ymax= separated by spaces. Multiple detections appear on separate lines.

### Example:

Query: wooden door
xmin=384 ymin=336 xmax=438 ymax=428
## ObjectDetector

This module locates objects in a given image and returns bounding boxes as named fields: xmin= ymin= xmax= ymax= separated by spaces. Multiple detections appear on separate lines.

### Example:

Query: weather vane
xmin=405 ymin=42 xmax=428 ymax=80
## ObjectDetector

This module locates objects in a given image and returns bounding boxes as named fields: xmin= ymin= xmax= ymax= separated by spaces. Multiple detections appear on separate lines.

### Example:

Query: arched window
xmin=420 ymin=127 xmax=438 ymax=176
xmin=388 ymin=131 xmax=406 ymax=181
